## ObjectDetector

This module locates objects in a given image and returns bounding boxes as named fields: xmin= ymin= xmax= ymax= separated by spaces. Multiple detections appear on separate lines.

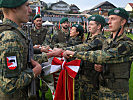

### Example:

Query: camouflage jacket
xmin=74 ymin=33 xmax=133 ymax=63
xmin=71 ymin=34 xmax=106 ymax=100
xmin=50 ymin=27 xmax=70 ymax=48
xmin=66 ymin=33 xmax=105 ymax=51
xmin=66 ymin=34 xmax=106 ymax=84
xmin=67 ymin=36 xmax=83 ymax=47
xmin=66 ymin=36 xmax=84 ymax=62
xmin=0 ymin=18 xmax=34 ymax=99
xmin=74 ymin=33 xmax=133 ymax=92
xmin=31 ymin=26 xmax=51 ymax=46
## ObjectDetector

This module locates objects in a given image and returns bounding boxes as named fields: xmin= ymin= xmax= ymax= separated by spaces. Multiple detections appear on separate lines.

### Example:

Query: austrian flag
xmin=52 ymin=57 xmax=81 ymax=100
xmin=6 ymin=56 xmax=17 ymax=70
xmin=51 ymin=57 xmax=80 ymax=78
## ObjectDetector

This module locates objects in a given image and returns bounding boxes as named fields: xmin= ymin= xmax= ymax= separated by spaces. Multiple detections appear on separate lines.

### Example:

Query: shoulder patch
xmin=6 ymin=56 xmax=17 ymax=70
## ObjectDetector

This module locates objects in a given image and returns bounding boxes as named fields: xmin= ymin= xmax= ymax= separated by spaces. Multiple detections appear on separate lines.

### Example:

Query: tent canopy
xmin=42 ymin=20 xmax=53 ymax=26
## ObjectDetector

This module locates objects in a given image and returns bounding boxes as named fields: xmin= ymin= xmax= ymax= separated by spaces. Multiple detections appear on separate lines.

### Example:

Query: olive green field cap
xmin=108 ymin=8 xmax=129 ymax=21
xmin=88 ymin=15 xmax=106 ymax=26
xmin=72 ymin=24 xmax=84 ymax=34
xmin=33 ymin=14 xmax=41 ymax=20
xmin=0 ymin=0 xmax=28 ymax=8
xmin=60 ymin=17 xmax=69 ymax=24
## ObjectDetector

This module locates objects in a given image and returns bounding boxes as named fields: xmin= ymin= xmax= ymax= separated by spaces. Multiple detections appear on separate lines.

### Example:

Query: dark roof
xmin=90 ymin=1 xmax=116 ymax=10
xmin=129 ymin=3 xmax=133 ymax=8
xmin=70 ymin=4 xmax=80 ymax=10
xmin=50 ymin=1 xmax=69 ymax=8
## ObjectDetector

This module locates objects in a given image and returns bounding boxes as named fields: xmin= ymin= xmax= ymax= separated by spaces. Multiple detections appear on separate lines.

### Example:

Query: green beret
xmin=33 ymin=14 xmax=41 ymax=20
xmin=72 ymin=24 xmax=84 ymax=34
xmin=108 ymin=8 xmax=129 ymax=21
xmin=88 ymin=15 xmax=106 ymax=26
xmin=60 ymin=17 xmax=69 ymax=24
xmin=0 ymin=0 xmax=27 ymax=8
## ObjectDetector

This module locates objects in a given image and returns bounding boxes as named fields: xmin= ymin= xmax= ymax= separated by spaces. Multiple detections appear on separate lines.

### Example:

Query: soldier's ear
xmin=76 ymin=31 xmax=79 ymax=35
xmin=121 ymin=19 xmax=126 ymax=27
xmin=97 ymin=24 xmax=101 ymax=30
xmin=34 ymin=20 xmax=36 ymax=23
xmin=10 ymin=8 xmax=17 ymax=13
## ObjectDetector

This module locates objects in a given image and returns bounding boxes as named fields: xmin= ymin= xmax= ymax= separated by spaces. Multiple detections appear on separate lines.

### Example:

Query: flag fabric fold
xmin=51 ymin=57 xmax=81 ymax=100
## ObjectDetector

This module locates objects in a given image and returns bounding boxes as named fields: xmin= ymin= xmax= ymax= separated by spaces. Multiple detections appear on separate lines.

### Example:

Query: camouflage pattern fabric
xmin=31 ymin=27 xmax=51 ymax=46
xmin=31 ymin=27 xmax=51 ymax=100
xmin=66 ymin=36 xmax=84 ymax=100
xmin=67 ymin=36 xmax=83 ymax=47
xmin=99 ymin=86 xmax=129 ymax=100
xmin=52 ymin=32 xmax=83 ymax=99
xmin=74 ymin=33 xmax=133 ymax=64
xmin=65 ymin=33 xmax=105 ymax=52
xmin=73 ymin=33 xmax=133 ymax=99
xmin=34 ymin=53 xmax=48 ymax=64
xmin=73 ymin=71 xmax=99 ymax=100
xmin=66 ymin=36 xmax=83 ymax=61
xmin=70 ymin=34 xmax=105 ymax=100
xmin=33 ymin=53 xmax=48 ymax=100
xmin=0 ymin=18 xmax=34 ymax=100
xmin=50 ymin=26 xmax=70 ymax=48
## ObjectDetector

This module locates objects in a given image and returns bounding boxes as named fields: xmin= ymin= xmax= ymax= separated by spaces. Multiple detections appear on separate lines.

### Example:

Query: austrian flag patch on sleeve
xmin=6 ymin=56 xmax=17 ymax=70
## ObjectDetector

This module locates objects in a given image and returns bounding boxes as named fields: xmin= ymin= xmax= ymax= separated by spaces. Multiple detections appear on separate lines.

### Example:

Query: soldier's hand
xmin=63 ymin=50 xmax=75 ymax=59
xmin=53 ymin=48 xmax=63 ymax=51
xmin=53 ymin=48 xmax=64 ymax=57
xmin=33 ymin=45 xmax=41 ymax=48
xmin=31 ymin=59 xmax=42 ymax=77
xmin=41 ymin=46 xmax=51 ymax=53
xmin=94 ymin=64 xmax=103 ymax=72
xmin=47 ymin=48 xmax=63 ymax=58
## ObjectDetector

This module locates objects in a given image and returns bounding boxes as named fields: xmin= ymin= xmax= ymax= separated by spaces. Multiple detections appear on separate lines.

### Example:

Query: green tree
xmin=129 ymin=10 xmax=133 ymax=18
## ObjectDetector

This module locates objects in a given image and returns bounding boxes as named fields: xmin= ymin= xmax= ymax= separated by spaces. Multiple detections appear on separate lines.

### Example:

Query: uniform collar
xmin=110 ymin=32 xmax=124 ymax=39
xmin=89 ymin=32 xmax=102 ymax=39
xmin=34 ymin=26 xmax=43 ymax=31
xmin=3 ymin=18 xmax=19 ymax=28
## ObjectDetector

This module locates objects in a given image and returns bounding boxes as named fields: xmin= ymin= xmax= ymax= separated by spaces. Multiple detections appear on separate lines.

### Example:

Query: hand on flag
xmin=47 ymin=48 xmax=64 ymax=58
xmin=40 ymin=46 xmax=51 ymax=53
xmin=63 ymin=50 xmax=75 ymax=59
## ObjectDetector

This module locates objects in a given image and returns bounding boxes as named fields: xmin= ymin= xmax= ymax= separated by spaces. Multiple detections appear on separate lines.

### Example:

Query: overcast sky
xmin=41 ymin=0 xmax=133 ymax=11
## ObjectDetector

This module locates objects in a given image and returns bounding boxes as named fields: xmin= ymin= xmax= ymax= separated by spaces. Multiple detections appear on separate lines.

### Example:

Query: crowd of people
xmin=0 ymin=0 xmax=133 ymax=100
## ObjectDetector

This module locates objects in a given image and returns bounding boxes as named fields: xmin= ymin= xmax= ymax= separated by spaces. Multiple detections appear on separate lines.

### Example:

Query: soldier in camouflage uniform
xmin=31 ymin=14 xmax=51 ymax=100
xmin=49 ymin=17 xmax=70 ymax=95
xmin=0 ymin=0 xmax=42 ymax=100
xmin=51 ymin=17 xmax=70 ymax=48
xmin=65 ymin=15 xmax=106 ymax=100
xmin=63 ymin=8 xmax=133 ymax=100
xmin=0 ymin=1 xmax=63 ymax=100
xmin=67 ymin=24 xmax=84 ymax=47
xmin=31 ymin=14 xmax=51 ymax=46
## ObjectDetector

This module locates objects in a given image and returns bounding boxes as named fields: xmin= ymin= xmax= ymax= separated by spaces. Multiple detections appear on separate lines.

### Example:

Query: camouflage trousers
xmin=75 ymin=74 xmax=99 ymax=100
xmin=0 ymin=91 xmax=28 ymax=100
xmin=99 ymin=86 xmax=129 ymax=100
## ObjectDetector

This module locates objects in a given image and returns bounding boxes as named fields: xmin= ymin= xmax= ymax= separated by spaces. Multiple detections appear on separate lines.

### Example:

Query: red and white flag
xmin=51 ymin=57 xmax=81 ymax=100
xmin=36 ymin=6 xmax=41 ymax=15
